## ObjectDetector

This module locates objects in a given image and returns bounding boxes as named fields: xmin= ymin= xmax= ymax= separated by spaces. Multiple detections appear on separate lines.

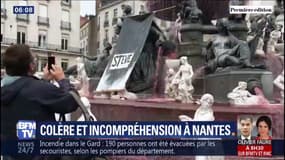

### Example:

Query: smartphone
xmin=48 ymin=56 xmax=55 ymax=70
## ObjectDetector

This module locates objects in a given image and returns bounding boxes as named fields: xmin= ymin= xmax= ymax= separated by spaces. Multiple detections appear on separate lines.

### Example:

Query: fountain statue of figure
xmin=165 ymin=68 xmax=178 ymax=98
xmin=172 ymin=56 xmax=194 ymax=103
xmin=274 ymin=70 xmax=284 ymax=104
xmin=180 ymin=0 xmax=203 ymax=24
xmin=204 ymin=18 xmax=264 ymax=74
xmin=227 ymin=81 xmax=260 ymax=105
xmin=76 ymin=57 xmax=90 ymax=97
xmin=179 ymin=94 xmax=224 ymax=160
xmin=179 ymin=93 xmax=215 ymax=121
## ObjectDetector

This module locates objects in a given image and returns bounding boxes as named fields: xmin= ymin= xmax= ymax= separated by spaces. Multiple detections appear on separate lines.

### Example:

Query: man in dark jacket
xmin=1 ymin=45 xmax=79 ymax=159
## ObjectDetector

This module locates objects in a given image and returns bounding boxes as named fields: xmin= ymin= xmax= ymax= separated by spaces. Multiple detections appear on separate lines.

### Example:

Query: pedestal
xmin=205 ymin=70 xmax=273 ymax=103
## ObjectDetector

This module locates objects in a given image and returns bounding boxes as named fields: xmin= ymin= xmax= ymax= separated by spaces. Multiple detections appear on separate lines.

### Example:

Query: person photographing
xmin=1 ymin=44 xmax=79 ymax=143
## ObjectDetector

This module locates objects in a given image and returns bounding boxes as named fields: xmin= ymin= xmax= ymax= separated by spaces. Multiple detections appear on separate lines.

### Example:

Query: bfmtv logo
xmin=16 ymin=120 xmax=36 ymax=140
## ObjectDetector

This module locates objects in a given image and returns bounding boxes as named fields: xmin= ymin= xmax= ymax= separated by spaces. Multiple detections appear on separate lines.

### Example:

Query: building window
xmin=105 ymin=12 xmax=109 ymax=20
xmin=38 ymin=5 xmax=49 ymax=26
xmin=105 ymin=29 xmax=109 ymax=41
xmin=61 ymin=10 xmax=71 ymax=30
xmin=82 ymin=41 xmax=85 ymax=53
xmin=112 ymin=8 xmax=118 ymax=25
xmin=104 ymin=12 xmax=109 ymax=27
xmin=38 ymin=35 xmax=47 ymax=48
xmin=38 ymin=57 xmax=48 ymax=72
xmin=85 ymin=38 xmax=88 ymax=54
xmin=1 ymin=23 xmax=4 ymax=42
xmin=1 ymin=1 xmax=7 ymax=19
xmin=17 ymin=26 xmax=27 ymax=44
xmin=113 ymin=8 xmax=118 ymax=18
xmin=61 ymin=59 xmax=68 ymax=71
xmin=97 ymin=16 xmax=100 ymax=26
xmin=61 ymin=37 xmax=68 ymax=50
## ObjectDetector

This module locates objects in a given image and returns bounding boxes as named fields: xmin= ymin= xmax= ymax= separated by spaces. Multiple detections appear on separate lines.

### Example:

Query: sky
xmin=80 ymin=1 xmax=96 ymax=16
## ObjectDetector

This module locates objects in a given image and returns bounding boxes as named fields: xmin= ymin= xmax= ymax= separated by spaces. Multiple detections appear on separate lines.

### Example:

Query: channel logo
xmin=16 ymin=120 xmax=36 ymax=140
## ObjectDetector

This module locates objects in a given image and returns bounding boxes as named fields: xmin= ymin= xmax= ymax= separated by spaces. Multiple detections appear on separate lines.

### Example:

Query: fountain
xmin=70 ymin=0 xmax=284 ymax=147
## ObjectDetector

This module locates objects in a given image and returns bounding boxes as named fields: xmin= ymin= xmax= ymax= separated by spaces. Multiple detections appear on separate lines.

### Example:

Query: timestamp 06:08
xmin=13 ymin=6 xmax=34 ymax=14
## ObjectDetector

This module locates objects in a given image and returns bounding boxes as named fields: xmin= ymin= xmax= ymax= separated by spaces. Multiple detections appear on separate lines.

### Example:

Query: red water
xmin=254 ymin=87 xmax=270 ymax=105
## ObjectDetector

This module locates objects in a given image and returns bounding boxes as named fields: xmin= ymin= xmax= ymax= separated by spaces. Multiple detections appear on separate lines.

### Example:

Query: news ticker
xmin=16 ymin=121 xmax=237 ymax=139
xmin=1 ymin=139 xmax=284 ymax=156
xmin=1 ymin=121 xmax=283 ymax=157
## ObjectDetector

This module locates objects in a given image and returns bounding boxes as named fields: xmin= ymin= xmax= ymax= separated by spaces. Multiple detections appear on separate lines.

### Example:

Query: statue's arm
xmin=274 ymin=76 xmax=284 ymax=90
xmin=189 ymin=66 xmax=194 ymax=77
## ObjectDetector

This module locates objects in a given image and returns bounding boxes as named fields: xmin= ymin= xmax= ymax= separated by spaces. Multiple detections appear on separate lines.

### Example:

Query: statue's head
xmin=216 ymin=18 xmax=229 ymax=34
xmin=238 ymin=81 xmax=247 ymax=90
xmin=200 ymin=93 xmax=214 ymax=107
xmin=180 ymin=56 xmax=188 ymax=65
xmin=168 ymin=68 xmax=175 ymax=75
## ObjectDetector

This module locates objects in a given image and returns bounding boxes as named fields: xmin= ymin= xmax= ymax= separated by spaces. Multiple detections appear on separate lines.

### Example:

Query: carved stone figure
xmin=172 ymin=56 xmax=194 ymax=103
xmin=115 ymin=4 xmax=133 ymax=35
xmin=77 ymin=97 xmax=97 ymax=121
xmin=273 ymin=70 xmax=284 ymax=104
xmin=76 ymin=57 xmax=90 ymax=96
xmin=175 ymin=12 xmax=182 ymax=44
xmin=205 ymin=18 xmax=264 ymax=73
xmin=181 ymin=0 xmax=203 ymax=24
xmin=165 ymin=68 xmax=178 ymax=98
xmin=227 ymin=81 xmax=259 ymax=105
xmin=267 ymin=25 xmax=283 ymax=53
xmin=179 ymin=94 xmax=224 ymax=160
xmin=247 ymin=15 xmax=266 ymax=57
xmin=121 ymin=4 xmax=132 ymax=16
xmin=194 ymin=93 xmax=215 ymax=121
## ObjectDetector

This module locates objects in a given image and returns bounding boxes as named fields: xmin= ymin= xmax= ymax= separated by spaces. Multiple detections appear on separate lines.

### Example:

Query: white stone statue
xmin=227 ymin=81 xmax=259 ymax=105
xmin=179 ymin=93 xmax=224 ymax=160
xmin=76 ymin=57 xmax=90 ymax=96
xmin=172 ymin=56 xmax=194 ymax=103
xmin=175 ymin=12 xmax=182 ymax=44
xmin=179 ymin=93 xmax=215 ymax=121
xmin=267 ymin=28 xmax=282 ymax=53
xmin=77 ymin=97 xmax=97 ymax=121
xmin=274 ymin=70 xmax=284 ymax=104
xmin=165 ymin=68 xmax=178 ymax=98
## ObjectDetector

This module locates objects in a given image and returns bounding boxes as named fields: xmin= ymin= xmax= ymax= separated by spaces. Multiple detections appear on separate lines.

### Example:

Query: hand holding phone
xmin=48 ymin=56 xmax=55 ymax=71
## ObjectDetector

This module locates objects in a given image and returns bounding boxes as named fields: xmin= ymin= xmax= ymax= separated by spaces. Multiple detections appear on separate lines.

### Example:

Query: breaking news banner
xmin=1 ymin=121 xmax=284 ymax=157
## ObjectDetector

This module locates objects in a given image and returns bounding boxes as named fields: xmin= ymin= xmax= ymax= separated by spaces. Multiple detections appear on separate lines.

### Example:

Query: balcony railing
xmin=1 ymin=8 xmax=7 ymax=18
xmin=112 ymin=17 xmax=118 ymax=25
xmin=16 ymin=14 xmax=29 ymax=22
xmin=104 ymin=21 xmax=109 ymax=27
xmin=1 ymin=37 xmax=81 ymax=54
xmin=38 ymin=16 xmax=49 ymax=26
xmin=61 ymin=0 xmax=71 ymax=7
xmin=61 ymin=21 xmax=71 ymax=31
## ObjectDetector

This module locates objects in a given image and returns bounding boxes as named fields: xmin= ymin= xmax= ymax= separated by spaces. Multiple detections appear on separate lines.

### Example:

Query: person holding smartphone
xmin=1 ymin=45 xmax=79 ymax=160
